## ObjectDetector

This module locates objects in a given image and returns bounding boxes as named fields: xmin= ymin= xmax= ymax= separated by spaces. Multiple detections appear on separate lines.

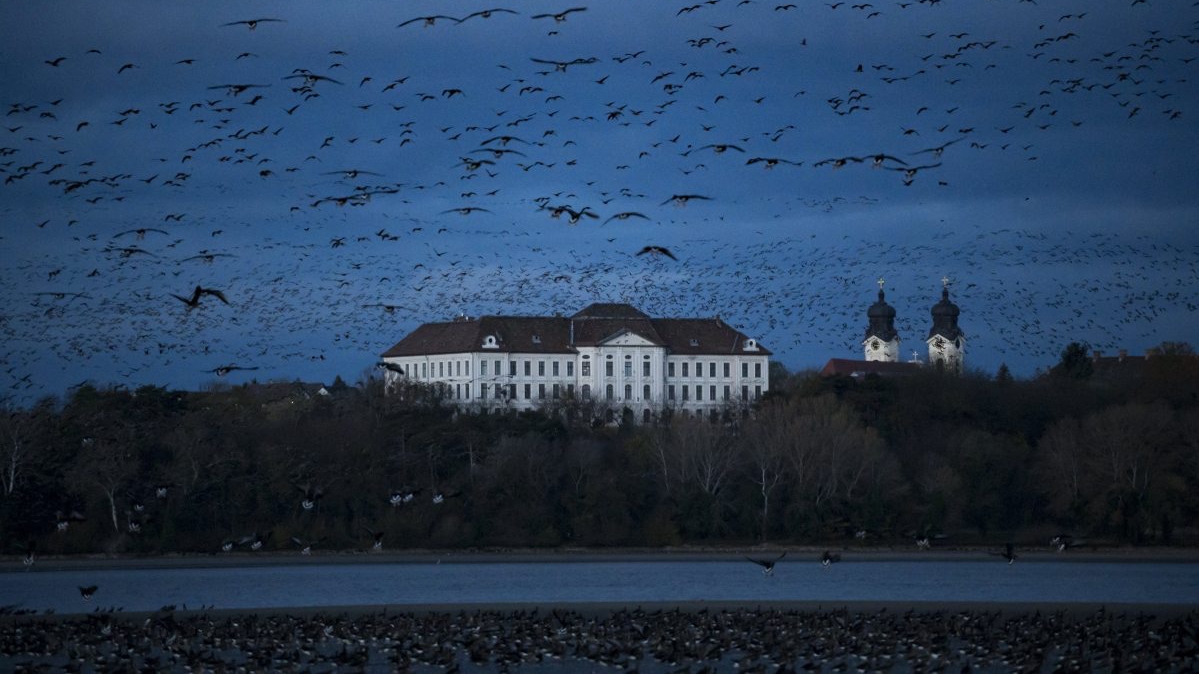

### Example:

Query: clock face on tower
xmin=934 ymin=336 xmax=946 ymax=351
xmin=870 ymin=339 xmax=880 ymax=351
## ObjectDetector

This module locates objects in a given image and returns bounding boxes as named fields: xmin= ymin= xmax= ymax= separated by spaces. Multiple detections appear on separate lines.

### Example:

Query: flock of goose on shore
xmin=2 ymin=1 xmax=1196 ymax=397
xmin=2 ymin=605 xmax=1196 ymax=672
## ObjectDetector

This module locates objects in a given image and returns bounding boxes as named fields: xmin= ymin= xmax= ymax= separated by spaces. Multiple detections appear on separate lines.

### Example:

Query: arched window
xmin=581 ymin=384 xmax=591 ymax=400
xmin=606 ymin=384 xmax=614 ymax=400
xmin=643 ymin=384 xmax=651 ymax=400
xmin=624 ymin=384 xmax=632 ymax=400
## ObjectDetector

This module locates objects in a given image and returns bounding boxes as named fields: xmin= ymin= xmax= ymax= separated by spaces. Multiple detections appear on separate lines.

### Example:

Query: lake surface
xmin=3 ymin=559 xmax=1197 ymax=615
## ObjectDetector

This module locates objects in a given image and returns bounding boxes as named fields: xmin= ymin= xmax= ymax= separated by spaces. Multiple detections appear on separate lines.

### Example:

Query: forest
xmin=3 ymin=342 xmax=1197 ymax=557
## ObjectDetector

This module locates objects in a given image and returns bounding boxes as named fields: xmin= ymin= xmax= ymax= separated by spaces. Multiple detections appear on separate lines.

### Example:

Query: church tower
xmin=927 ymin=277 xmax=965 ymax=372
xmin=863 ymin=278 xmax=900 ymax=362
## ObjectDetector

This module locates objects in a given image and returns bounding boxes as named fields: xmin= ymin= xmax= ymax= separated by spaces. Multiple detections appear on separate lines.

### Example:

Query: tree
xmin=995 ymin=363 xmax=1013 ymax=385
xmin=1050 ymin=342 xmax=1093 ymax=380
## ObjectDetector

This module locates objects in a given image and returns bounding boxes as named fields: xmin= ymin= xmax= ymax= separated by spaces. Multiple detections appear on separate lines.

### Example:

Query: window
xmin=567 ymin=383 xmax=574 ymax=397
xmin=696 ymin=362 xmax=702 ymax=379
xmin=668 ymin=385 xmax=675 ymax=400
xmin=709 ymin=362 xmax=716 ymax=378
xmin=422 ymin=362 xmax=427 ymax=378
xmin=582 ymin=361 xmax=590 ymax=376
xmin=552 ymin=361 xmax=559 ymax=377
xmin=439 ymin=362 xmax=444 ymax=377
xmin=538 ymin=383 xmax=545 ymax=399
xmin=682 ymin=362 xmax=689 ymax=377
xmin=668 ymin=362 xmax=675 ymax=377
xmin=510 ymin=361 xmax=517 ymax=376
xmin=644 ymin=384 xmax=651 ymax=400
xmin=723 ymin=385 xmax=730 ymax=401
xmin=606 ymin=361 xmax=614 ymax=377
xmin=643 ymin=361 xmax=650 ymax=377
xmin=538 ymin=361 xmax=545 ymax=376
xmin=455 ymin=384 xmax=460 ymax=399
xmin=682 ymin=386 xmax=689 ymax=401
xmin=624 ymin=384 xmax=632 ymax=400
xmin=723 ymin=362 xmax=730 ymax=378
xmin=624 ymin=361 xmax=632 ymax=377
xmin=524 ymin=360 xmax=531 ymax=377
xmin=755 ymin=362 xmax=762 ymax=378
xmin=553 ymin=383 xmax=560 ymax=399
xmin=481 ymin=384 xmax=489 ymax=399
xmin=606 ymin=384 xmax=614 ymax=400
xmin=696 ymin=385 xmax=702 ymax=401
xmin=755 ymin=385 xmax=762 ymax=399
xmin=509 ymin=384 xmax=516 ymax=399
xmin=742 ymin=363 xmax=749 ymax=378
xmin=481 ymin=360 xmax=488 ymax=376
xmin=567 ymin=361 xmax=574 ymax=376
xmin=582 ymin=384 xmax=591 ymax=400
xmin=524 ymin=384 xmax=531 ymax=399
xmin=495 ymin=385 xmax=502 ymax=399
xmin=710 ymin=385 xmax=716 ymax=401
xmin=465 ymin=383 xmax=470 ymax=399
xmin=742 ymin=385 xmax=748 ymax=401
xmin=456 ymin=361 xmax=461 ymax=377
xmin=494 ymin=359 xmax=501 ymax=376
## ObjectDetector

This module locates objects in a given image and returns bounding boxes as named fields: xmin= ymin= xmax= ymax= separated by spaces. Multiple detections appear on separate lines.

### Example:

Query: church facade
xmin=380 ymin=303 xmax=770 ymax=420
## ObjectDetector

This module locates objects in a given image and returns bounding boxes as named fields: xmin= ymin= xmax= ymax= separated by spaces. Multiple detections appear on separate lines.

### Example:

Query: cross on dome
xmin=941 ymin=275 xmax=950 ymax=288
xmin=877 ymin=277 xmax=885 ymax=289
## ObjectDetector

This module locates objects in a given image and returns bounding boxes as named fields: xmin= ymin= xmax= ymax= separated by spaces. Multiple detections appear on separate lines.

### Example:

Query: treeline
xmin=2 ymin=343 xmax=1197 ymax=556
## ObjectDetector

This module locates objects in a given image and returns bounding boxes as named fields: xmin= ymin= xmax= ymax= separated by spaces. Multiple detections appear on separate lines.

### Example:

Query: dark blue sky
xmin=2 ymin=0 xmax=1196 ymax=401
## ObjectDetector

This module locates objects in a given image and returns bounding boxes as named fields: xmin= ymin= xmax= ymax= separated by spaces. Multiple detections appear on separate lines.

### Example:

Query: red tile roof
xmin=381 ymin=304 xmax=771 ymax=357
xmin=820 ymin=358 xmax=923 ymax=377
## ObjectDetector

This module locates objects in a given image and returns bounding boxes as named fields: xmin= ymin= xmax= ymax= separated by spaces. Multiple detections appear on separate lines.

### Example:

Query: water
xmin=3 ymin=559 xmax=1196 ymax=615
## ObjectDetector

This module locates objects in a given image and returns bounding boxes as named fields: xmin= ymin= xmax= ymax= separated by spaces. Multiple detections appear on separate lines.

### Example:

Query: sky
xmin=2 ymin=0 xmax=1197 ymax=403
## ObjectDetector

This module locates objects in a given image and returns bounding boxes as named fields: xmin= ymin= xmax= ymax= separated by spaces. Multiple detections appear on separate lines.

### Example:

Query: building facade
xmin=379 ymin=303 xmax=770 ymax=421
xmin=926 ymin=278 xmax=965 ymax=372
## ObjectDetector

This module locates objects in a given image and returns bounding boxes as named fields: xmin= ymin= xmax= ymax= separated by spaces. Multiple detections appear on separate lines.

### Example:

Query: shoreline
xmin=8 ymin=545 xmax=1199 ymax=572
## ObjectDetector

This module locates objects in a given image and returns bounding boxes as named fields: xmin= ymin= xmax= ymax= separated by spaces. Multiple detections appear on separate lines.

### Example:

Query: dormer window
xmin=744 ymin=338 xmax=759 ymax=351
xmin=689 ymin=338 xmax=699 ymax=347
xmin=532 ymin=335 xmax=542 ymax=344
xmin=482 ymin=335 xmax=499 ymax=349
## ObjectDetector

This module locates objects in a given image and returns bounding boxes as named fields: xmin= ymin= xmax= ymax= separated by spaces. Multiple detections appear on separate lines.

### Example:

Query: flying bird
xmin=636 ymin=245 xmax=678 ymax=261
xmin=171 ymin=285 xmax=229 ymax=308
xmin=531 ymin=7 xmax=587 ymax=22
xmin=746 ymin=551 xmax=786 ymax=575
xmin=221 ymin=18 xmax=285 ymax=29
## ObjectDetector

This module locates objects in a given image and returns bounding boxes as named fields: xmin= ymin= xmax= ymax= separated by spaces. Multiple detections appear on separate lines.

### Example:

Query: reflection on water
xmin=2 ymin=560 xmax=1196 ymax=615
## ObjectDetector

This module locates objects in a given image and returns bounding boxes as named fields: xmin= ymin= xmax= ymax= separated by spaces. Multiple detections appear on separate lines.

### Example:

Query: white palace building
xmin=380 ymin=303 xmax=770 ymax=421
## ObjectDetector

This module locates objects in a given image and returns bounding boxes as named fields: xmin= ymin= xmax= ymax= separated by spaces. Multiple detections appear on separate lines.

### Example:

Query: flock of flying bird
xmin=1 ymin=1 xmax=1197 ymax=398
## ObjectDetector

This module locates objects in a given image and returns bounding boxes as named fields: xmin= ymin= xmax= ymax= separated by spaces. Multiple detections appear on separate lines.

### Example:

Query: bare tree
xmin=739 ymin=401 xmax=793 ymax=541
xmin=0 ymin=398 xmax=50 ymax=496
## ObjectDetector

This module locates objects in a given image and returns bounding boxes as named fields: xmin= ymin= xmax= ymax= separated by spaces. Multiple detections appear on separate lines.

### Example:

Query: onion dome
xmin=928 ymin=286 xmax=964 ymax=341
xmin=865 ymin=288 xmax=898 ymax=341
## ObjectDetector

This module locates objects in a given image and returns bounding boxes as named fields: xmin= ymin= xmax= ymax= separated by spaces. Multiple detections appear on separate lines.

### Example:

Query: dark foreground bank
xmin=2 ymin=603 xmax=1196 ymax=672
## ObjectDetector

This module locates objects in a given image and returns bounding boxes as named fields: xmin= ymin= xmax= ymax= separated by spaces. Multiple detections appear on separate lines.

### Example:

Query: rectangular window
xmin=538 ymin=383 xmax=545 ymax=399
xmin=643 ymin=361 xmax=650 ymax=377
xmin=567 ymin=383 xmax=574 ymax=397
xmin=481 ymin=360 xmax=488 ymax=377
xmin=624 ymin=361 xmax=632 ymax=377
xmin=742 ymin=363 xmax=749 ymax=378
xmin=582 ymin=361 xmax=591 ymax=377
xmin=455 ymin=384 xmax=460 ymax=399
xmin=668 ymin=362 xmax=675 ymax=377
xmin=496 ymin=386 xmax=504 ymax=400
xmin=605 ymin=361 xmax=613 ymax=377
xmin=710 ymin=385 xmax=716 ymax=401
xmin=755 ymin=363 xmax=762 ymax=378
xmin=524 ymin=384 xmax=531 ymax=399
xmin=567 ymin=361 xmax=574 ymax=377
xmin=524 ymin=360 xmax=531 ymax=377
xmin=422 ymin=362 xmax=427 ymax=378
xmin=696 ymin=385 xmax=703 ymax=401
xmin=538 ymin=361 xmax=545 ymax=376
xmin=553 ymin=383 xmax=560 ymax=399
xmin=668 ymin=385 xmax=675 ymax=400
xmin=709 ymin=362 xmax=716 ymax=378
xmin=465 ymin=383 xmax=470 ymax=399
xmin=742 ymin=385 xmax=749 ymax=401
xmin=481 ymin=384 xmax=489 ymax=399
xmin=456 ymin=361 xmax=461 ymax=377
xmin=439 ymin=362 xmax=444 ymax=377
xmin=494 ymin=360 xmax=501 ymax=376
xmin=755 ymin=385 xmax=762 ymax=399
xmin=552 ymin=361 xmax=559 ymax=377
xmin=682 ymin=362 xmax=689 ymax=377
xmin=696 ymin=362 xmax=702 ymax=379
xmin=466 ymin=361 xmax=470 ymax=377
xmin=723 ymin=362 xmax=730 ymax=378
xmin=644 ymin=384 xmax=651 ymax=400
xmin=723 ymin=386 xmax=730 ymax=401
xmin=682 ymin=386 xmax=689 ymax=401
xmin=509 ymin=361 xmax=517 ymax=376
xmin=509 ymin=384 xmax=516 ymax=399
